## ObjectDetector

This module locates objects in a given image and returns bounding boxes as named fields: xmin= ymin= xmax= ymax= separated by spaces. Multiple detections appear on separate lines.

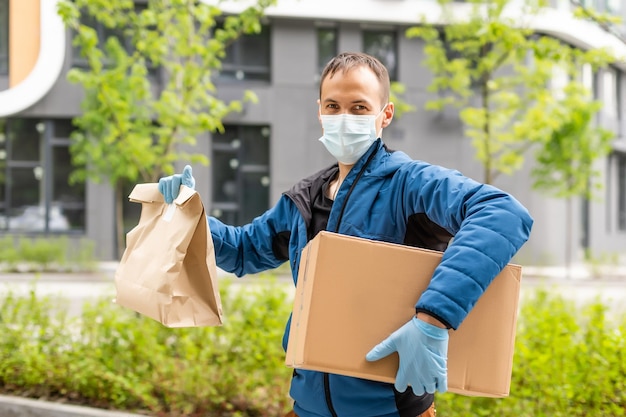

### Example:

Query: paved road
xmin=1 ymin=264 xmax=625 ymax=319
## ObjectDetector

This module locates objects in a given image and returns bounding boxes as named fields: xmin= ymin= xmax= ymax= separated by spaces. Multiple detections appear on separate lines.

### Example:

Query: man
xmin=159 ymin=52 xmax=533 ymax=417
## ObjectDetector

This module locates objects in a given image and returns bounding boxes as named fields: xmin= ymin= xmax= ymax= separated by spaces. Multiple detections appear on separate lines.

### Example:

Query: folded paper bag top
xmin=114 ymin=183 xmax=223 ymax=328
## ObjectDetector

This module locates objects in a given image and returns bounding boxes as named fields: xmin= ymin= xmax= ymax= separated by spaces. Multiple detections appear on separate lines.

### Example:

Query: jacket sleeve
xmin=208 ymin=195 xmax=297 ymax=277
xmin=404 ymin=162 xmax=534 ymax=330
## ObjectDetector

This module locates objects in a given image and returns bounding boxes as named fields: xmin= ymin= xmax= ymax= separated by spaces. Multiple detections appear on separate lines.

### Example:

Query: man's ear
xmin=317 ymin=99 xmax=322 ymax=125
xmin=382 ymin=102 xmax=395 ymax=128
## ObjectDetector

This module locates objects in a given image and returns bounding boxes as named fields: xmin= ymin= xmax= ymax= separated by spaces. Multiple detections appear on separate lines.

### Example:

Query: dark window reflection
xmin=211 ymin=125 xmax=270 ymax=226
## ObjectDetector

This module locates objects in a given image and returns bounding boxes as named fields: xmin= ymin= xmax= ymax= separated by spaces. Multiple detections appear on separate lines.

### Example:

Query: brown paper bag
xmin=114 ymin=183 xmax=223 ymax=327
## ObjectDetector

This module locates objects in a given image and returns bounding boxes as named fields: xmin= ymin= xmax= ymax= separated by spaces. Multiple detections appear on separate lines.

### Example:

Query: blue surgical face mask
xmin=319 ymin=105 xmax=387 ymax=164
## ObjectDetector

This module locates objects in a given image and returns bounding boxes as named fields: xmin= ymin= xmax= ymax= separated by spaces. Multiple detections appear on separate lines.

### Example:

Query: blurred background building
xmin=0 ymin=0 xmax=625 ymax=265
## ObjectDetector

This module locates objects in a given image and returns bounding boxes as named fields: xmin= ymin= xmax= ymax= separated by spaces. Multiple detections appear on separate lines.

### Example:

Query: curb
xmin=0 ymin=395 xmax=147 ymax=417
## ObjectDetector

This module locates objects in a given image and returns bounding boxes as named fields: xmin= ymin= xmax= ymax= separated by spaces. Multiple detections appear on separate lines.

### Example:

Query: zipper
xmin=323 ymin=373 xmax=339 ymax=417
xmin=324 ymin=144 xmax=379 ymax=417
xmin=333 ymin=144 xmax=378 ymax=233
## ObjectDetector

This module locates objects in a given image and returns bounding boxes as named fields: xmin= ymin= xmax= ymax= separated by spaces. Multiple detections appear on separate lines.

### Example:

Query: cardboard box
xmin=285 ymin=231 xmax=522 ymax=397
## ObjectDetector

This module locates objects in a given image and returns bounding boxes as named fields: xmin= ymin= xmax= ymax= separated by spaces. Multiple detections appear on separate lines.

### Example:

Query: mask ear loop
xmin=375 ymin=103 xmax=389 ymax=138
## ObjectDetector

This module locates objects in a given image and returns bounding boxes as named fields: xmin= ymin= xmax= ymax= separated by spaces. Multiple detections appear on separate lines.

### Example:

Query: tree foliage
xmin=407 ymin=0 xmax=617 ymax=193
xmin=57 ymin=0 xmax=274 ymax=256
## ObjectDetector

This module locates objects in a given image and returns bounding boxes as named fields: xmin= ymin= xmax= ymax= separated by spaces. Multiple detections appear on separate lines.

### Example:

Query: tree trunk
xmin=115 ymin=181 xmax=125 ymax=260
xmin=565 ymin=196 xmax=572 ymax=280
xmin=481 ymin=78 xmax=493 ymax=185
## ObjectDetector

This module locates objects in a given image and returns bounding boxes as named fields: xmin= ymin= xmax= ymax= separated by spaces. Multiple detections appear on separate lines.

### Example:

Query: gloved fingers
xmin=159 ymin=175 xmax=182 ymax=204
xmin=181 ymin=165 xmax=195 ymax=189
xmin=424 ymin=381 xmax=437 ymax=394
xmin=394 ymin=365 xmax=409 ymax=393
xmin=170 ymin=175 xmax=182 ymax=202
xmin=411 ymin=384 xmax=426 ymax=396
xmin=365 ymin=338 xmax=396 ymax=362
xmin=438 ymin=377 xmax=448 ymax=393
xmin=158 ymin=177 xmax=174 ymax=204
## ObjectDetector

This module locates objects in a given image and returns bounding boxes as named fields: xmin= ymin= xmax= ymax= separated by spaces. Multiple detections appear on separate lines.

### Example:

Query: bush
xmin=436 ymin=288 xmax=626 ymax=417
xmin=0 ymin=235 xmax=97 ymax=272
xmin=1 ymin=282 xmax=625 ymax=416
xmin=0 ymin=276 xmax=293 ymax=416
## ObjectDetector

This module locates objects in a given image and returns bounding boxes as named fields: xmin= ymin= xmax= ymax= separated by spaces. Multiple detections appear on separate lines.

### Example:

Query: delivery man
xmin=159 ymin=52 xmax=533 ymax=417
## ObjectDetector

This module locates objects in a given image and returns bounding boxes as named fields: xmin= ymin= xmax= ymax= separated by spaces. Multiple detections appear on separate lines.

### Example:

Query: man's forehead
xmin=321 ymin=68 xmax=381 ymax=93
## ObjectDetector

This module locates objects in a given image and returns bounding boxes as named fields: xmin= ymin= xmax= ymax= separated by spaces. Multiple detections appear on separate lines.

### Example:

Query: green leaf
xmin=406 ymin=0 xmax=617 ymax=191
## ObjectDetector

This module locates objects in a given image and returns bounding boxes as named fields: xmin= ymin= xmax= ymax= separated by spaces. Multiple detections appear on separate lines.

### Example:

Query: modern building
xmin=1 ymin=0 xmax=625 ymax=265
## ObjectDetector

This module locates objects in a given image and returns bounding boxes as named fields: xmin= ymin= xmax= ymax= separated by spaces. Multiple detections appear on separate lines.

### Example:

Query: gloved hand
xmin=158 ymin=165 xmax=196 ymax=204
xmin=366 ymin=316 xmax=449 ymax=395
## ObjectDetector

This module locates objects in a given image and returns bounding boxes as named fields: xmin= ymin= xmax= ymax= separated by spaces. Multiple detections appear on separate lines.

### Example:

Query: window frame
xmin=362 ymin=29 xmax=398 ymax=81
xmin=0 ymin=118 xmax=86 ymax=234
xmin=317 ymin=26 xmax=338 ymax=76
xmin=210 ymin=124 xmax=271 ymax=226
xmin=618 ymin=152 xmax=626 ymax=231
xmin=215 ymin=24 xmax=272 ymax=83
xmin=71 ymin=5 xmax=161 ymax=80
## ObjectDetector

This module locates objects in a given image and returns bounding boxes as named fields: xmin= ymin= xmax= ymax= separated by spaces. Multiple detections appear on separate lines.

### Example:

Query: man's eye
xmin=354 ymin=105 xmax=367 ymax=111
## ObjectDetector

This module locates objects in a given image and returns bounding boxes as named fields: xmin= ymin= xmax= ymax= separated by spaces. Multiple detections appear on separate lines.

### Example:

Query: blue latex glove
xmin=157 ymin=165 xmax=196 ymax=204
xmin=366 ymin=316 xmax=449 ymax=395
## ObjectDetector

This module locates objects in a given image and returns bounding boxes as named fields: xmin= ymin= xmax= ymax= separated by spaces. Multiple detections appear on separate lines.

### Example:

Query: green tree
xmin=406 ymin=0 xmax=616 ymax=187
xmin=57 ymin=0 xmax=274 ymax=257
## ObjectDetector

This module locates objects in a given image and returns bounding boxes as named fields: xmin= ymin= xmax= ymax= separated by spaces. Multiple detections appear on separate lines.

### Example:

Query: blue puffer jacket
xmin=208 ymin=139 xmax=533 ymax=417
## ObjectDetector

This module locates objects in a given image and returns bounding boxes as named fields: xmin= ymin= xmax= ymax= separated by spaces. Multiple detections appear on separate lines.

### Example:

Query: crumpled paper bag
xmin=114 ymin=183 xmax=223 ymax=327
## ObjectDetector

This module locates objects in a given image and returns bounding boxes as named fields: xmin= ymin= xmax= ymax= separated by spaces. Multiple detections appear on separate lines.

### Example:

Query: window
xmin=363 ymin=30 xmax=398 ymax=81
xmin=579 ymin=0 xmax=598 ymax=9
xmin=317 ymin=27 xmax=337 ymax=75
xmin=0 ymin=0 xmax=8 ymax=75
xmin=602 ymin=68 xmax=618 ymax=119
xmin=619 ymin=153 xmax=626 ymax=231
xmin=217 ymin=25 xmax=271 ymax=82
xmin=616 ymin=71 xmax=624 ymax=138
xmin=582 ymin=63 xmax=596 ymax=97
xmin=602 ymin=0 xmax=621 ymax=13
xmin=211 ymin=125 xmax=270 ymax=226
xmin=0 ymin=118 xmax=86 ymax=232
xmin=551 ymin=65 xmax=569 ymax=100
xmin=72 ymin=13 xmax=127 ymax=68
xmin=71 ymin=5 xmax=160 ymax=79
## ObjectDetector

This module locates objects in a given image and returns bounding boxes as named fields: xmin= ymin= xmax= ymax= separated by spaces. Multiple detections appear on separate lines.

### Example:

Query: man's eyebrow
xmin=321 ymin=98 xmax=372 ymax=105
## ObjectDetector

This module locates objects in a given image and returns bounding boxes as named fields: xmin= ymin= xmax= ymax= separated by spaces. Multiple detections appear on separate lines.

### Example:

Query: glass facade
xmin=72 ymin=5 xmax=160 ymax=79
xmin=211 ymin=125 xmax=270 ymax=226
xmin=363 ymin=30 xmax=398 ymax=81
xmin=317 ymin=27 xmax=337 ymax=75
xmin=0 ymin=119 xmax=86 ymax=233
xmin=619 ymin=153 xmax=626 ymax=231
xmin=218 ymin=26 xmax=271 ymax=82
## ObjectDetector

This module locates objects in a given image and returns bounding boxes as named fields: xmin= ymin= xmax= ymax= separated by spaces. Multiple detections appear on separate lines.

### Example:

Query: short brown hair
xmin=319 ymin=52 xmax=390 ymax=107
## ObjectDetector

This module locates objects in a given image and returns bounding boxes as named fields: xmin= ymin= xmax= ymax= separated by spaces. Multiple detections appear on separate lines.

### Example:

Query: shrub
xmin=436 ymin=288 xmax=626 ymax=417
xmin=0 ymin=276 xmax=293 ymax=416
xmin=0 ymin=235 xmax=97 ymax=272
xmin=1 ymin=281 xmax=625 ymax=416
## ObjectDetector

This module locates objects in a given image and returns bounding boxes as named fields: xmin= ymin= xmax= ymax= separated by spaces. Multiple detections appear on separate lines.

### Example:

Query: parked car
xmin=6 ymin=205 xmax=70 ymax=231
